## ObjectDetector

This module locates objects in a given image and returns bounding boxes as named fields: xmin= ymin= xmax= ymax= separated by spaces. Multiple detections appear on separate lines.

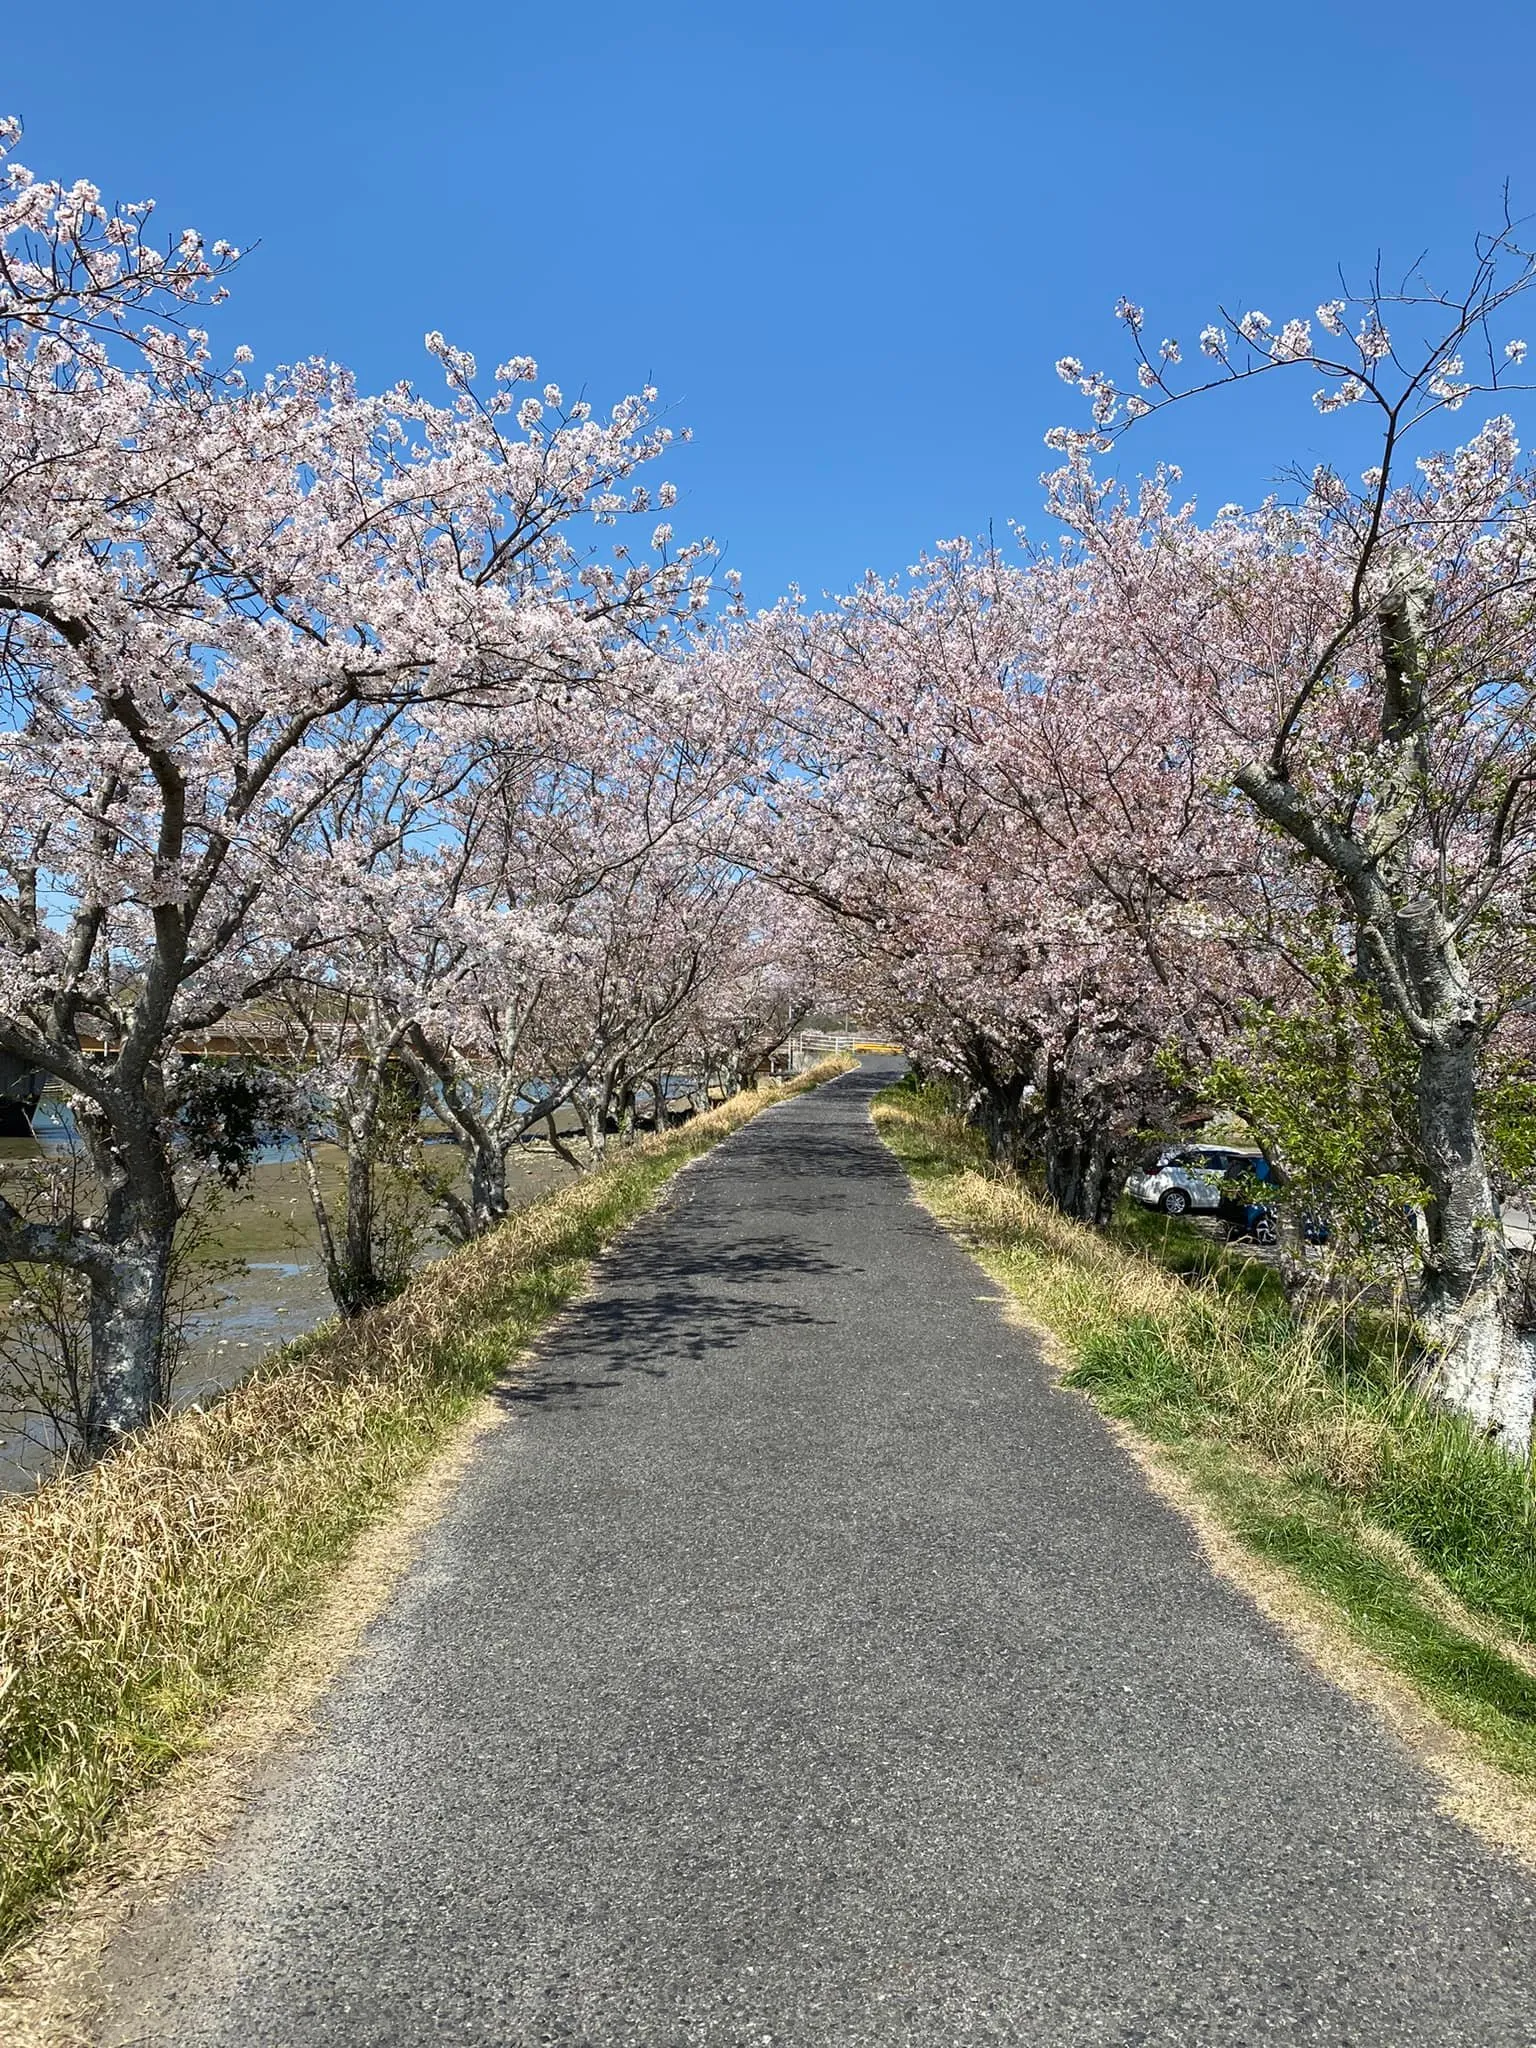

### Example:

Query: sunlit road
xmin=102 ymin=1060 xmax=1536 ymax=2045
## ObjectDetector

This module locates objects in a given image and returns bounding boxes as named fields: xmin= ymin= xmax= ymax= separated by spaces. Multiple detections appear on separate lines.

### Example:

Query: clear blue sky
xmin=7 ymin=1 xmax=1536 ymax=604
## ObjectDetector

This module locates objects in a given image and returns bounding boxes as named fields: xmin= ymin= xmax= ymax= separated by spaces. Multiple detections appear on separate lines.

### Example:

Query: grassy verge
xmin=874 ymin=1079 xmax=1536 ymax=1789
xmin=0 ymin=1059 xmax=852 ymax=1955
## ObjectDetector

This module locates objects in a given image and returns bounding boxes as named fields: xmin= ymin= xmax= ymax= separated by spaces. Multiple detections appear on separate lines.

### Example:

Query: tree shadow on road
xmin=496 ymin=1235 xmax=838 ymax=1411
xmin=497 ymin=1076 xmax=904 ymax=1413
xmin=702 ymin=1122 xmax=910 ymax=1211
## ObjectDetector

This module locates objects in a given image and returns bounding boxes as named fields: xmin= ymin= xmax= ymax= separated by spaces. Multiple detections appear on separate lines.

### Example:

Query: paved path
xmin=103 ymin=1062 xmax=1536 ymax=2045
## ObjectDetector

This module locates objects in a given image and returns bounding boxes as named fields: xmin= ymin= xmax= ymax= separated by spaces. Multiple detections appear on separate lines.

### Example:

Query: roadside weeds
xmin=0 ymin=1406 xmax=502 ymax=2048
xmin=873 ymin=1081 xmax=1536 ymax=1868
xmin=0 ymin=1057 xmax=854 ymax=1980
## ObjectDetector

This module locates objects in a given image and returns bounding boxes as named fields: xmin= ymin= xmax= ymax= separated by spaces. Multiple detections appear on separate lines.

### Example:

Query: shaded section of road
xmin=102 ymin=1061 xmax=1536 ymax=2045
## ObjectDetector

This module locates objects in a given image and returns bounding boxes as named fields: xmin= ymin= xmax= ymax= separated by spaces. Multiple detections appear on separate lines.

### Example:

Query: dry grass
xmin=0 ymin=1059 xmax=852 ymax=1958
xmin=1 ymin=1397 xmax=512 ymax=2048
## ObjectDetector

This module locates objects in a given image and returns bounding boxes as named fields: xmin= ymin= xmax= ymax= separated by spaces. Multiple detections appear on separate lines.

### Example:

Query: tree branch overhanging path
xmin=94 ymin=1065 xmax=1536 ymax=2048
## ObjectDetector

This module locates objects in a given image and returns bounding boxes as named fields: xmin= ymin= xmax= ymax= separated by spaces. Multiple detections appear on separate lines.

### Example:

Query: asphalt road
xmin=102 ymin=1060 xmax=1536 ymax=2045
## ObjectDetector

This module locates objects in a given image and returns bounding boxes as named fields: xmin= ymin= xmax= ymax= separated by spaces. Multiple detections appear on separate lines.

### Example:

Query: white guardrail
xmin=785 ymin=1029 xmax=859 ymax=1070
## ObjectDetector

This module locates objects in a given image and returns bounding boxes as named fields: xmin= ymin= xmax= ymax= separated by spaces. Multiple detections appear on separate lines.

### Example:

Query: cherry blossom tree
xmin=688 ymin=885 xmax=824 ymax=1094
xmin=1051 ymin=232 xmax=1536 ymax=1448
xmin=511 ymin=828 xmax=758 ymax=1168
xmin=370 ymin=656 xmax=772 ymax=1223
xmin=0 ymin=129 xmax=711 ymax=1450
xmin=0 ymin=115 xmax=238 ymax=355
xmin=745 ymin=545 xmax=1249 ymax=1219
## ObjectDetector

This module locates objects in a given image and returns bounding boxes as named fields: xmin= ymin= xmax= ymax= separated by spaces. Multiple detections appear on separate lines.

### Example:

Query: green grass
xmin=1182 ymin=1445 xmax=1536 ymax=1780
xmin=0 ymin=1060 xmax=851 ymax=1959
xmin=1108 ymin=1196 xmax=1291 ymax=1305
xmin=875 ymin=1078 xmax=1536 ymax=1787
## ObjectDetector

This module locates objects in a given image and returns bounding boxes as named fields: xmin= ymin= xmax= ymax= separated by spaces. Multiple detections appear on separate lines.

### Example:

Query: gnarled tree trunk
xmin=77 ymin=1103 xmax=179 ymax=1455
xmin=84 ymin=1235 xmax=174 ymax=1453
xmin=1414 ymin=1036 xmax=1536 ymax=1453
xmin=1043 ymin=1123 xmax=1123 ymax=1226
xmin=1233 ymin=571 xmax=1536 ymax=1457
xmin=960 ymin=1036 xmax=1036 ymax=1171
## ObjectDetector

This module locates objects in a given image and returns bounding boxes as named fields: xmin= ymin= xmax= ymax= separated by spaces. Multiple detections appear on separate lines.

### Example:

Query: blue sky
xmin=7 ymin=1 xmax=1536 ymax=604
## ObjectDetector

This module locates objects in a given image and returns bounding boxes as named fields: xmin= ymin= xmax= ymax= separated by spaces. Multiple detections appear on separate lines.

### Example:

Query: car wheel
xmin=1253 ymin=1216 xmax=1279 ymax=1246
xmin=1160 ymin=1188 xmax=1191 ymax=1215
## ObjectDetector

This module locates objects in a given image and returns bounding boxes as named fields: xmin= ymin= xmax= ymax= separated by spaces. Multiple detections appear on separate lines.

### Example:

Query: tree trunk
xmin=581 ymin=1081 xmax=611 ymax=1167
xmin=1085 ymin=1129 xmax=1124 ymax=1227
xmin=79 ymin=1119 xmax=179 ymax=1456
xmin=339 ymin=1139 xmax=382 ymax=1314
xmin=1044 ymin=1134 xmax=1088 ymax=1218
xmin=83 ymin=1233 xmax=173 ymax=1455
xmin=1414 ymin=1036 xmax=1536 ymax=1456
xmin=1041 ymin=1121 xmax=1123 ymax=1226
xmin=966 ymin=1063 xmax=1034 ymax=1170
xmin=303 ymin=1098 xmax=398 ymax=1319
xmin=540 ymin=1110 xmax=585 ymax=1174
xmin=467 ymin=1139 xmax=510 ymax=1236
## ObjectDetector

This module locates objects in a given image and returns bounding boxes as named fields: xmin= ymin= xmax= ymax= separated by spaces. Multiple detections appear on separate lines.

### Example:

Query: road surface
xmin=101 ymin=1060 xmax=1536 ymax=2045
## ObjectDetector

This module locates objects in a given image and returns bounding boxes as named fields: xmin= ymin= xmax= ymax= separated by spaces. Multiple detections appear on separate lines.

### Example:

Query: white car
xmin=1125 ymin=1143 xmax=1262 ymax=1217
